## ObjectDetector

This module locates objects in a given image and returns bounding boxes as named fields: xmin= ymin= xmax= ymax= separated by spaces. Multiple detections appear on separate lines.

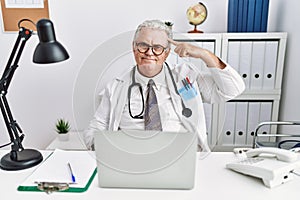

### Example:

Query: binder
xmin=242 ymin=0 xmax=249 ymax=32
xmin=237 ymin=0 xmax=244 ymax=32
xmin=260 ymin=0 xmax=269 ymax=32
xmin=202 ymin=41 xmax=215 ymax=53
xmin=228 ymin=0 xmax=238 ymax=32
xmin=203 ymin=103 xmax=213 ymax=144
xmin=18 ymin=149 xmax=97 ymax=193
xmin=234 ymin=102 xmax=248 ymax=145
xmin=227 ymin=41 xmax=240 ymax=72
xmin=221 ymin=102 xmax=236 ymax=145
xmin=250 ymin=41 xmax=266 ymax=89
xmin=257 ymin=102 xmax=273 ymax=143
xmin=247 ymin=0 xmax=256 ymax=32
xmin=239 ymin=41 xmax=252 ymax=89
xmin=246 ymin=102 xmax=261 ymax=145
xmin=263 ymin=41 xmax=278 ymax=89
xmin=253 ymin=0 xmax=263 ymax=32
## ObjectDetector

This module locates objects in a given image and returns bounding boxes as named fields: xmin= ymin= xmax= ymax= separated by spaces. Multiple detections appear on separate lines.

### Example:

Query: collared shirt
xmin=119 ymin=65 xmax=187 ymax=132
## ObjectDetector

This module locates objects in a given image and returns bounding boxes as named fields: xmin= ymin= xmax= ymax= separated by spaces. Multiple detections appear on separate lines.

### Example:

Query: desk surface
xmin=1 ymin=150 xmax=299 ymax=200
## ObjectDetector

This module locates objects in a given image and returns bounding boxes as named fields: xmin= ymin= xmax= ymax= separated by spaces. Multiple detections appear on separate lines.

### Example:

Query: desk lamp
xmin=0 ymin=19 xmax=69 ymax=170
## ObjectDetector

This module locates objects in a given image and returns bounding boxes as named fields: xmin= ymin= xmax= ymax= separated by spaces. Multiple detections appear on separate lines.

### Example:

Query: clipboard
xmin=17 ymin=149 xmax=97 ymax=193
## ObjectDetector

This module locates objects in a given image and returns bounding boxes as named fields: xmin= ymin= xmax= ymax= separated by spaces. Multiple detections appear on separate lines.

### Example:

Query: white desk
xmin=1 ymin=151 xmax=299 ymax=200
xmin=46 ymin=131 xmax=88 ymax=150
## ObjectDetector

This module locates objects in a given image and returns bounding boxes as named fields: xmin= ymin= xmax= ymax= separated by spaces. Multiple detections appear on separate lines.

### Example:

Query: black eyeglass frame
xmin=135 ymin=42 xmax=168 ymax=56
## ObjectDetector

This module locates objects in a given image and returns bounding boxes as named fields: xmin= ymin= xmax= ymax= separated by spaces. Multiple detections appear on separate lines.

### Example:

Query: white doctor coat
xmin=84 ymin=62 xmax=245 ymax=152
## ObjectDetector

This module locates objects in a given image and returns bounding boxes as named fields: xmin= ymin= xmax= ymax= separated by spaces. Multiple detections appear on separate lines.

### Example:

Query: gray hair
xmin=133 ymin=20 xmax=173 ymax=46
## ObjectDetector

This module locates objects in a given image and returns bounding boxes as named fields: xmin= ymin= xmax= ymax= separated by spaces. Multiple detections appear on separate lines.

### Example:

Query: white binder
xmin=203 ymin=103 xmax=213 ymax=144
xmin=203 ymin=41 xmax=215 ymax=53
xmin=250 ymin=41 xmax=266 ymax=89
xmin=227 ymin=41 xmax=240 ymax=72
xmin=263 ymin=41 xmax=278 ymax=89
xmin=234 ymin=102 xmax=248 ymax=145
xmin=246 ymin=102 xmax=261 ymax=145
xmin=257 ymin=102 xmax=273 ymax=143
xmin=221 ymin=102 xmax=236 ymax=145
xmin=239 ymin=41 xmax=252 ymax=89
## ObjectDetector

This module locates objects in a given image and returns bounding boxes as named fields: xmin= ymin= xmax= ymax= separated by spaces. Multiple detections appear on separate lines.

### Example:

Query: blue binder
xmin=228 ymin=0 xmax=238 ymax=32
xmin=247 ymin=0 xmax=256 ymax=32
xmin=260 ymin=0 xmax=269 ymax=32
xmin=242 ymin=0 xmax=249 ymax=32
xmin=254 ymin=0 xmax=263 ymax=32
xmin=237 ymin=0 xmax=244 ymax=32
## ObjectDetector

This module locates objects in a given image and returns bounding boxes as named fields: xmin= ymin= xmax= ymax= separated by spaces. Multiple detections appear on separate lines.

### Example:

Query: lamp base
xmin=0 ymin=149 xmax=43 ymax=171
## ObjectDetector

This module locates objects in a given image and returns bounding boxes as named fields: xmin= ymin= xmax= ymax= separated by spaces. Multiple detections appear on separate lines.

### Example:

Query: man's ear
xmin=164 ymin=48 xmax=171 ymax=59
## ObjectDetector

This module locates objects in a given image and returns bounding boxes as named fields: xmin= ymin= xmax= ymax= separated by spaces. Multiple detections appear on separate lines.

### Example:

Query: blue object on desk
xmin=68 ymin=162 xmax=76 ymax=183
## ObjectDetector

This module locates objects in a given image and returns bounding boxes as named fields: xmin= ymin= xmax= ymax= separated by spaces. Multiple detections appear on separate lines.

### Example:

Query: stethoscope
xmin=127 ymin=62 xmax=192 ymax=119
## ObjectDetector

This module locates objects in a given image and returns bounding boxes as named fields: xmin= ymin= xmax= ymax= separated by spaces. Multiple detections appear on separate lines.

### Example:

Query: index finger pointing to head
xmin=167 ymin=38 xmax=179 ymax=46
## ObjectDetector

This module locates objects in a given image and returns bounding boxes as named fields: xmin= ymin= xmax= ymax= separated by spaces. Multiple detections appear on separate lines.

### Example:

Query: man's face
xmin=133 ymin=28 xmax=170 ymax=78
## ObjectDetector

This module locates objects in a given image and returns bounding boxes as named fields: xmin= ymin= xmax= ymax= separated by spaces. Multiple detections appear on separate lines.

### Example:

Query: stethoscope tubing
xmin=127 ymin=62 xmax=192 ymax=119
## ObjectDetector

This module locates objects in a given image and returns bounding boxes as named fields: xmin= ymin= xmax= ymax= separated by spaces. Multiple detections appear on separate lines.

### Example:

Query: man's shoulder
xmin=105 ymin=67 xmax=133 ymax=90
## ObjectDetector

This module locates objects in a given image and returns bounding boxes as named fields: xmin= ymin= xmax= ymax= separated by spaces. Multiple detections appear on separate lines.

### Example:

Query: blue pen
xmin=181 ymin=79 xmax=189 ymax=90
xmin=68 ymin=162 xmax=76 ymax=183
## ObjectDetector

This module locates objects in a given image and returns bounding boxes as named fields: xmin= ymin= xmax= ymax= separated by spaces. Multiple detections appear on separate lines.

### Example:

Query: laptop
xmin=94 ymin=130 xmax=197 ymax=189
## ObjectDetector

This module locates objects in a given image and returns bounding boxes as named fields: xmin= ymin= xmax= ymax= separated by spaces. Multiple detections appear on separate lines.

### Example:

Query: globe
xmin=186 ymin=2 xmax=207 ymax=33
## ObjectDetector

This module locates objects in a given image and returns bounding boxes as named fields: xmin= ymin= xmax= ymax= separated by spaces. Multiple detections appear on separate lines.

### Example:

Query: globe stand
xmin=188 ymin=25 xmax=203 ymax=33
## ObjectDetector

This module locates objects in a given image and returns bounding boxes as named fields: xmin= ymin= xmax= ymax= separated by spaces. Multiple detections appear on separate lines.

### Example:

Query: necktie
xmin=144 ymin=79 xmax=162 ymax=131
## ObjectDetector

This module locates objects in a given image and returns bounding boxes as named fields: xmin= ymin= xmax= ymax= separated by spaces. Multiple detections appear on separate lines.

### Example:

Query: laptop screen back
xmin=94 ymin=130 xmax=197 ymax=189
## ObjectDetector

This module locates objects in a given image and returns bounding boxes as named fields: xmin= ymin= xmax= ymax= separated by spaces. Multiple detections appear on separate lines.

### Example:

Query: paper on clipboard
xmin=18 ymin=149 xmax=97 ymax=192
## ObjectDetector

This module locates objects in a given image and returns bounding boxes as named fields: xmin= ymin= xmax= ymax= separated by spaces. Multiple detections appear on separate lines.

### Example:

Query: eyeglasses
xmin=135 ymin=42 xmax=167 ymax=56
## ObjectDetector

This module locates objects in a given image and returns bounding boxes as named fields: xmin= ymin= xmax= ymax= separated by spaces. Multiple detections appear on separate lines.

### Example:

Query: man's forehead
xmin=135 ymin=28 xmax=168 ymax=43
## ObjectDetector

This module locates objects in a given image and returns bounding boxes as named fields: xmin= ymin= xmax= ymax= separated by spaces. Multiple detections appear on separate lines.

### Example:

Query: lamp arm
xmin=0 ymin=28 xmax=32 ymax=153
xmin=0 ymin=28 xmax=32 ymax=93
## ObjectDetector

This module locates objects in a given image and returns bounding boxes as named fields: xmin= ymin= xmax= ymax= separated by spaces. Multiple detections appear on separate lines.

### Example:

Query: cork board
xmin=0 ymin=0 xmax=49 ymax=32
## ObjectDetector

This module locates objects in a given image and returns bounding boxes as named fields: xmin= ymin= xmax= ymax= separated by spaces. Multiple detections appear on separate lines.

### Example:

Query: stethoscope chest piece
xmin=182 ymin=107 xmax=192 ymax=118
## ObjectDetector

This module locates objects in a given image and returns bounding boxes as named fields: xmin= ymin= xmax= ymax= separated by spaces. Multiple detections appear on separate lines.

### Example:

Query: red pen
xmin=186 ymin=77 xmax=193 ymax=88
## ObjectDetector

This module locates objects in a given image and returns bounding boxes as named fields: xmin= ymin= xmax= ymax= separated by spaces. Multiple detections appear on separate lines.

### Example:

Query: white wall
xmin=0 ymin=0 xmax=299 ymax=149
xmin=268 ymin=0 xmax=300 ymax=124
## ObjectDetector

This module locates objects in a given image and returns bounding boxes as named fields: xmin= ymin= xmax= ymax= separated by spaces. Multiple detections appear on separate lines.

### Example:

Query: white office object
xmin=227 ymin=41 xmax=240 ymax=72
xmin=203 ymin=103 xmax=213 ymax=144
xmin=18 ymin=149 xmax=97 ymax=192
xmin=4 ymin=0 xmax=44 ymax=8
xmin=257 ymin=102 xmax=273 ymax=143
xmin=221 ymin=102 xmax=236 ymax=145
xmin=226 ymin=147 xmax=300 ymax=188
xmin=234 ymin=102 xmax=248 ymax=145
xmin=250 ymin=41 xmax=266 ymax=89
xmin=94 ymin=130 xmax=197 ymax=189
xmin=202 ymin=41 xmax=215 ymax=52
xmin=246 ymin=102 xmax=261 ymax=145
xmin=263 ymin=41 xmax=278 ymax=89
xmin=239 ymin=41 xmax=252 ymax=89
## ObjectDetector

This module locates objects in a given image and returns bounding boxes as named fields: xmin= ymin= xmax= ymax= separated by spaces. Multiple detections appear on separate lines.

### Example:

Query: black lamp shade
xmin=33 ymin=19 xmax=69 ymax=64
